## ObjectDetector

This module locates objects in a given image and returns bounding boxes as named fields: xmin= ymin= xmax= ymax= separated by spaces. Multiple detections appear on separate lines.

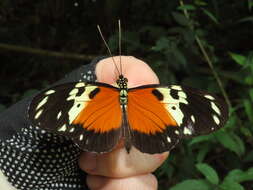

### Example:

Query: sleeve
xmin=0 ymin=56 xmax=106 ymax=190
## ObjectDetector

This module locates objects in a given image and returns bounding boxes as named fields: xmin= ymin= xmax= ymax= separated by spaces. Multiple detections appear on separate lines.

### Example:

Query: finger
xmin=95 ymin=56 xmax=159 ymax=87
xmin=79 ymin=147 xmax=169 ymax=178
xmin=86 ymin=173 xmax=158 ymax=190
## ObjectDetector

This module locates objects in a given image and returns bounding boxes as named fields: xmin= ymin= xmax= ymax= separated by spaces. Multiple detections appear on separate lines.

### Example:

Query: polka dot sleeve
xmin=0 ymin=57 xmax=106 ymax=190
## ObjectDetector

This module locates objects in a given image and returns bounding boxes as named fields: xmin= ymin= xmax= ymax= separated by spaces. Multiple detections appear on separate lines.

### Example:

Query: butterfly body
xmin=28 ymin=70 xmax=228 ymax=154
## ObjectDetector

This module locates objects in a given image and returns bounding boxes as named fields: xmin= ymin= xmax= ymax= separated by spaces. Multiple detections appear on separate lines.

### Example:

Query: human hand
xmin=79 ymin=56 xmax=169 ymax=190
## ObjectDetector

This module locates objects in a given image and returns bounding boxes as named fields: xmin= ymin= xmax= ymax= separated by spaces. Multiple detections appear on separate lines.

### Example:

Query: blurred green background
xmin=0 ymin=0 xmax=253 ymax=189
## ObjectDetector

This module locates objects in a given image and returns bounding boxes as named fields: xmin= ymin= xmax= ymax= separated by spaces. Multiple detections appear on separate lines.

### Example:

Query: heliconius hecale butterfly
xmin=28 ymin=22 xmax=229 ymax=154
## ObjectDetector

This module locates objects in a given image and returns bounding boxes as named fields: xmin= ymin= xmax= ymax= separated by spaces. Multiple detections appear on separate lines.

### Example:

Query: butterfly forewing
xmin=28 ymin=82 xmax=122 ymax=153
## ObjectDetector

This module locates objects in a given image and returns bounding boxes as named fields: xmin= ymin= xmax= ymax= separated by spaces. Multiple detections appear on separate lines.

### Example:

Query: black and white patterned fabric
xmin=0 ymin=57 xmax=106 ymax=190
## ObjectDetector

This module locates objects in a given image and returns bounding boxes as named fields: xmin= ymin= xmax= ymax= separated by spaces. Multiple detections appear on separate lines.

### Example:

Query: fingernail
xmin=82 ymin=153 xmax=97 ymax=172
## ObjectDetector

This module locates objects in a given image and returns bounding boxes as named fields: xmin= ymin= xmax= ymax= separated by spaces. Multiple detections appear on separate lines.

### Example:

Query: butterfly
xmin=28 ymin=22 xmax=228 ymax=154
xmin=28 ymin=65 xmax=228 ymax=154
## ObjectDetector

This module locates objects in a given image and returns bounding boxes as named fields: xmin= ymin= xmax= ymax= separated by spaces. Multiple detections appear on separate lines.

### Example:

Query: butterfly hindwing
xmin=28 ymin=82 xmax=122 ymax=153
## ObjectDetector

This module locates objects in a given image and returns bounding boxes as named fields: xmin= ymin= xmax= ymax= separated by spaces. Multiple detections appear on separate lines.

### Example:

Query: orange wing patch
xmin=72 ymin=87 xmax=122 ymax=133
xmin=128 ymin=88 xmax=178 ymax=135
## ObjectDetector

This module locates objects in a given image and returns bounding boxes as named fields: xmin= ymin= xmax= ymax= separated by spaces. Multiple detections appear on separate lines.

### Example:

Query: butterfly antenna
xmin=118 ymin=19 xmax=122 ymax=74
xmin=97 ymin=25 xmax=121 ymax=75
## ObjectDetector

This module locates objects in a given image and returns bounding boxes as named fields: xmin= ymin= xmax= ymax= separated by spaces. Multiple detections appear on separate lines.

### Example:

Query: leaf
xmin=173 ymin=47 xmax=187 ymax=66
xmin=229 ymin=52 xmax=246 ymax=66
xmin=171 ymin=12 xmax=190 ymax=26
xmin=245 ymin=76 xmax=253 ymax=85
xmin=196 ymin=144 xmax=211 ymax=163
xmin=194 ymin=0 xmax=208 ymax=6
xmin=152 ymin=37 xmax=170 ymax=52
xmin=189 ymin=134 xmax=214 ymax=146
xmin=219 ymin=181 xmax=244 ymax=190
xmin=249 ymin=88 xmax=253 ymax=102
xmin=196 ymin=163 xmax=219 ymax=185
xmin=243 ymin=99 xmax=253 ymax=123
xmin=243 ymin=150 xmax=253 ymax=162
xmin=230 ymin=133 xmax=245 ymax=155
xmin=201 ymin=8 xmax=219 ymax=24
xmin=224 ymin=114 xmax=237 ymax=129
xmin=215 ymin=131 xmax=244 ymax=156
xmin=170 ymin=179 xmax=212 ymax=190
xmin=237 ymin=16 xmax=253 ymax=24
xmin=177 ymin=4 xmax=196 ymax=11
xmin=224 ymin=168 xmax=253 ymax=183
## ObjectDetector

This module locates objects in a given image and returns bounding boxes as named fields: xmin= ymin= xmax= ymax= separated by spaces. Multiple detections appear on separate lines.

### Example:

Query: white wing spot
xmin=68 ymin=86 xmax=97 ymax=124
xmin=178 ymin=91 xmax=187 ymax=99
xmin=57 ymin=111 xmax=62 ymax=120
xmin=69 ymin=128 xmax=75 ymax=133
xmin=168 ymin=105 xmax=184 ymax=125
xmin=75 ymin=83 xmax=85 ymax=88
xmin=167 ymin=136 xmax=171 ymax=143
xmin=191 ymin=115 xmax=195 ymax=123
xmin=171 ymin=85 xmax=182 ymax=91
xmin=79 ymin=134 xmax=84 ymax=141
xmin=67 ymin=95 xmax=75 ymax=101
xmin=155 ymin=87 xmax=190 ymax=125
xmin=58 ymin=124 xmax=67 ymax=132
xmin=45 ymin=90 xmax=55 ymax=95
xmin=36 ymin=96 xmax=48 ymax=110
xmin=205 ymin=95 xmax=215 ymax=100
xmin=213 ymin=115 xmax=220 ymax=125
xmin=211 ymin=127 xmax=215 ymax=130
xmin=35 ymin=110 xmax=43 ymax=119
xmin=175 ymin=130 xmax=179 ymax=135
xmin=211 ymin=102 xmax=221 ymax=115
xmin=69 ymin=88 xmax=79 ymax=95
xmin=183 ymin=127 xmax=192 ymax=135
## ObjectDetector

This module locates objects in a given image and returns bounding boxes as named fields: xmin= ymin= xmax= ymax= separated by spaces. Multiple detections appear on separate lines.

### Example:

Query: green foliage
xmin=196 ymin=163 xmax=219 ymax=185
xmin=0 ymin=0 xmax=253 ymax=190
xmin=170 ymin=179 xmax=212 ymax=190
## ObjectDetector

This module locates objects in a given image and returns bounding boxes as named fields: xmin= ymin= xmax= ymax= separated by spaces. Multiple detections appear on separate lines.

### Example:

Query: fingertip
xmin=95 ymin=56 xmax=159 ymax=87
xmin=86 ymin=174 xmax=158 ymax=190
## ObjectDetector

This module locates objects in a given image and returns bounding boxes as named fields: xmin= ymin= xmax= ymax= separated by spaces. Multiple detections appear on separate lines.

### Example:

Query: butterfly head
xmin=116 ymin=74 xmax=128 ymax=89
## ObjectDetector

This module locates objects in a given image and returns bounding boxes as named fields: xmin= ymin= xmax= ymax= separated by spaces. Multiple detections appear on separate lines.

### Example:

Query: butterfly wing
xmin=127 ymin=86 xmax=181 ymax=154
xmin=127 ymin=85 xmax=228 ymax=154
xmin=28 ymin=82 xmax=122 ymax=153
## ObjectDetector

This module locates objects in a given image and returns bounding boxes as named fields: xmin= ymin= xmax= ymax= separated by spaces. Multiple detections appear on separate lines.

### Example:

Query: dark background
xmin=0 ymin=0 xmax=253 ymax=189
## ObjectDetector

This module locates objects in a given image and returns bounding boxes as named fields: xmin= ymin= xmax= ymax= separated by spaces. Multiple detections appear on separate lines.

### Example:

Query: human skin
xmin=78 ymin=56 xmax=169 ymax=190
